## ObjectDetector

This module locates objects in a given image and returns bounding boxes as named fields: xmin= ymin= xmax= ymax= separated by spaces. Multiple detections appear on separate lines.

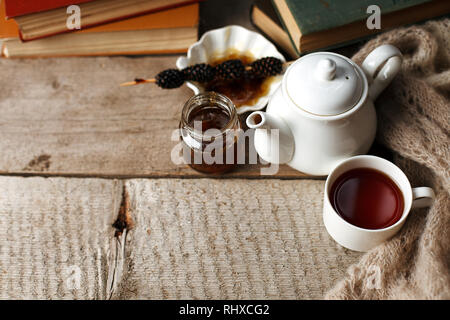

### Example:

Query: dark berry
xmin=215 ymin=59 xmax=245 ymax=80
xmin=182 ymin=63 xmax=216 ymax=83
xmin=155 ymin=69 xmax=185 ymax=89
xmin=249 ymin=57 xmax=283 ymax=78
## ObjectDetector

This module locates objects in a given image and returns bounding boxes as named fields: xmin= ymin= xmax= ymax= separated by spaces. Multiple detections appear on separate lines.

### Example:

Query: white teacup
xmin=323 ymin=155 xmax=435 ymax=252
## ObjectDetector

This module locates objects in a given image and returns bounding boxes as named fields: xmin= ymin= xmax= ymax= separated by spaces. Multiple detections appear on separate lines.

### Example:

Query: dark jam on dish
xmin=205 ymin=53 xmax=273 ymax=108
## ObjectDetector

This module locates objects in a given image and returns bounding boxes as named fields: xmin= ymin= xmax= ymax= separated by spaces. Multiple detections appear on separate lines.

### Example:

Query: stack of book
xmin=0 ymin=0 xmax=200 ymax=58
xmin=251 ymin=0 xmax=450 ymax=59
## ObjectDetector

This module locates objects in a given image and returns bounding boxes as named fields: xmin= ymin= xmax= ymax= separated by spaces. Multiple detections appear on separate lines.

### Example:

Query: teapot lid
xmin=284 ymin=53 xmax=364 ymax=116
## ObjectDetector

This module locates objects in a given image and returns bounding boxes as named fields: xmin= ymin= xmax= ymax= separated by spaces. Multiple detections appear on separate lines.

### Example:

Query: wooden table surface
xmin=0 ymin=0 xmax=315 ymax=180
xmin=0 ymin=1 xmax=367 ymax=299
xmin=0 ymin=0 xmax=369 ymax=180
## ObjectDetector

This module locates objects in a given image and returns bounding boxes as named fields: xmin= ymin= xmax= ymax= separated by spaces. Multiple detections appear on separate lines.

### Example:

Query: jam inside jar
xmin=180 ymin=92 xmax=242 ymax=174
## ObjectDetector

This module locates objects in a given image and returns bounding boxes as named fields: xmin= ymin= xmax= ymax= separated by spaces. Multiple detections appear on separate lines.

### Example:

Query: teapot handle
xmin=361 ymin=44 xmax=402 ymax=100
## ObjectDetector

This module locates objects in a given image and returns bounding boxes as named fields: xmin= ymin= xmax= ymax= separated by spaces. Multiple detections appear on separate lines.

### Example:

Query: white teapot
xmin=246 ymin=45 xmax=402 ymax=175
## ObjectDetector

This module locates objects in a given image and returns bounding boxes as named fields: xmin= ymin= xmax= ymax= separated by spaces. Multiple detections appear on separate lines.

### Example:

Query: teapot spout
xmin=246 ymin=111 xmax=294 ymax=165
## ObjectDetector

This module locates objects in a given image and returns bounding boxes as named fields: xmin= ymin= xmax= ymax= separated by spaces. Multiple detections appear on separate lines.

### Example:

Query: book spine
xmin=250 ymin=1 xmax=299 ymax=59
xmin=270 ymin=0 xmax=300 ymax=55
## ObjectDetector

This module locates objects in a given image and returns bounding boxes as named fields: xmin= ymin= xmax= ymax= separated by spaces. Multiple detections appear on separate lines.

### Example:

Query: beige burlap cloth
xmin=327 ymin=19 xmax=450 ymax=299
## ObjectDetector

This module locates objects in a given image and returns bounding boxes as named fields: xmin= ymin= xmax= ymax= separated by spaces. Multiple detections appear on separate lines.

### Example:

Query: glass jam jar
xmin=179 ymin=92 xmax=242 ymax=174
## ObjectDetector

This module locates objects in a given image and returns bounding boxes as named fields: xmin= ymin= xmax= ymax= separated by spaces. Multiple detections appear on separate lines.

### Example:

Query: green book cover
xmin=277 ymin=0 xmax=431 ymax=35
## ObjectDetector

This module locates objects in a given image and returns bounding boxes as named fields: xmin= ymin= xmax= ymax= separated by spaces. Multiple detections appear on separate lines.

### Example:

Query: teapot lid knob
xmin=316 ymin=58 xmax=336 ymax=81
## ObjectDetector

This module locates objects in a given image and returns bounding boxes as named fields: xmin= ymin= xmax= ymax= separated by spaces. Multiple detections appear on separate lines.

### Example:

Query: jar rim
xmin=181 ymin=92 xmax=238 ymax=139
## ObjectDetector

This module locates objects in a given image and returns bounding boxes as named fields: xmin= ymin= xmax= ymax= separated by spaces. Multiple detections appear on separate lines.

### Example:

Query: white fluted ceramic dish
xmin=176 ymin=25 xmax=286 ymax=114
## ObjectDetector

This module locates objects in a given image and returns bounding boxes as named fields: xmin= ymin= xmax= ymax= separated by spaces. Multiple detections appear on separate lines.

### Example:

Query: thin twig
xmin=120 ymin=78 xmax=156 ymax=87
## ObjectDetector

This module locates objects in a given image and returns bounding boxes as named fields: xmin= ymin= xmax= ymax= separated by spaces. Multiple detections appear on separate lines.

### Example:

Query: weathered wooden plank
xmin=0 ymin=176 xmax=361 ymax=299
xmin=0 ymin=56 xmax=309 ymax=178
xmin=0 ymin=176 xmax=122 ymax=299
xmin=114 ymin=178 xmax=361 ymax=299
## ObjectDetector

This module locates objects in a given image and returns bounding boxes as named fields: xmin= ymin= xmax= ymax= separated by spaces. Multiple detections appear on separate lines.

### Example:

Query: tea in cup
xmin=323 ymin=155 xmax=435 ymax=252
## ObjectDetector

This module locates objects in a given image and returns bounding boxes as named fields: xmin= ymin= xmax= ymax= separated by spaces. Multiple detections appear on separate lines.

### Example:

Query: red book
xmin=5 ymin=0 xmax=94 ymax=18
